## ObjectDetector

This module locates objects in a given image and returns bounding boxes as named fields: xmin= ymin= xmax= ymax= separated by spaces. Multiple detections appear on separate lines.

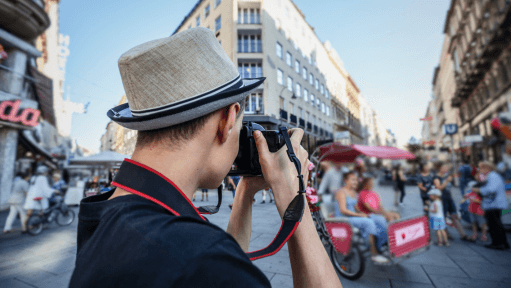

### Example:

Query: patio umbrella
xmin=318 ymin=143 xmax=415 ymax=163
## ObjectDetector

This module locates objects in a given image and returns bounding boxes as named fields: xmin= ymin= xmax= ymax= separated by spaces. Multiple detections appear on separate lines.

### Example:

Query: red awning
xmin=318 ymin=143 xmax=415 ymax=163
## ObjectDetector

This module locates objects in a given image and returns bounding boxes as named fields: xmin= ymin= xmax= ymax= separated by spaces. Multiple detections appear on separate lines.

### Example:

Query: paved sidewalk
xmin=0 ymin=181 xmax=510 ymax=288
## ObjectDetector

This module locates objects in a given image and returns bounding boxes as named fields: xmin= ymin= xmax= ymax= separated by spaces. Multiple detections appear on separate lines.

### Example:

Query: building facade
xmin=172 ymin=0 xmax=395 ymax=154
xmin=447 ymin=0 xmax=511 ymax=164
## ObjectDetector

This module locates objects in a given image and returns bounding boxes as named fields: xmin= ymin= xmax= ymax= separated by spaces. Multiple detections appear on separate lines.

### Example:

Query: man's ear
xmin=217 ymin=102 xmax=241 ymax=144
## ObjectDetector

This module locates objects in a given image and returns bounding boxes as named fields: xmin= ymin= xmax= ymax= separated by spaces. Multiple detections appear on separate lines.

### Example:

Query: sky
xmin=60 ymin=0 xmax=451 ymax=152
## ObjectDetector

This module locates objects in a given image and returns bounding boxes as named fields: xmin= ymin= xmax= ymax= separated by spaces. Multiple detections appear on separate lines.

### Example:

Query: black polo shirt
xmin=69 ymin=190 xmax=271 ymax=287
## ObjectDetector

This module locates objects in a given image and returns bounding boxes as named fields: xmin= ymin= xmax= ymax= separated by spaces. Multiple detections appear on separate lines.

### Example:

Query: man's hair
xmin=434 ymin=161 xmax=445 ymax=171
xmin=343 ymin=171 xmax=356 ymax=181
xmin=136 ymin=98 xmax=246 ymax=148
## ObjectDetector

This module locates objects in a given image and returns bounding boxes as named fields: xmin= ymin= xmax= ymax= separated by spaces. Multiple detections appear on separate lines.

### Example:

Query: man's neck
xmin=110 ymin=142 xmax=209 ymax=201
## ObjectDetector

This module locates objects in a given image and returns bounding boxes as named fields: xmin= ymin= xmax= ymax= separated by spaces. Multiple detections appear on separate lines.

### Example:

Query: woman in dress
xmin=334 ymin=171 xmax=390 ymax=264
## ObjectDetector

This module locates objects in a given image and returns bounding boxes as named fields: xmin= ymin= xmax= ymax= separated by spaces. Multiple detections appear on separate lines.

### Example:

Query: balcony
xmin=314 ymin=125 xmax=318 ymax=134
xmin=307 ymin=122 xmax=312 ymax=130
xmin=290 ymin=114 xmax=297 ymax=124
xmin=0 ymin=0 xmax=50 ymax=40
xmin=299 ymin=118 xmax=305 ymax=128
xmin=320 ymin=128 xmax=324 ymax=136
xmin=279 ymin=109 xmax=288 ymax=121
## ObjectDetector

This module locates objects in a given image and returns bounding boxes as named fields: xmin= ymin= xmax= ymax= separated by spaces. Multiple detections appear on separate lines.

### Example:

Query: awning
xmin=18 ymin=129 xmax=57 ymax=169
xmin=317 ymin=142 xmax=415 ymax=163
xmin=29 ymin=67 xmax=55 ymax=126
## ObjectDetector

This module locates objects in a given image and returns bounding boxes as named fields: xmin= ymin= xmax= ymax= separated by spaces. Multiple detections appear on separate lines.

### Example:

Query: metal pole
xmin=451 ymin=134 xmax=458 ymax=187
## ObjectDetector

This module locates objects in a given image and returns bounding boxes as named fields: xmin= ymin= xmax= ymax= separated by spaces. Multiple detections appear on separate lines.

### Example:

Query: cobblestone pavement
xmin=0 ymin=179 xmax=510 ymax=288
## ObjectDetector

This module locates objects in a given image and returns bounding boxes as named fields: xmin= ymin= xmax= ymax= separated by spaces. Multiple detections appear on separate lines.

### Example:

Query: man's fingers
xmin=253 ymin=131 xmax=270 ymax=160
xmin=288 ymin=128 xmax=304 ymax=144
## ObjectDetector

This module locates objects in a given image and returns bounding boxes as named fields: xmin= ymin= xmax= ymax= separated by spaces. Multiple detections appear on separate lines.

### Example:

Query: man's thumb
xmin=253 ymin=130 xmax=270 ymax=157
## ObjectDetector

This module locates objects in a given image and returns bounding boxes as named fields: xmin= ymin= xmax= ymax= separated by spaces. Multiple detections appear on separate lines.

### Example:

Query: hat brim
xmin=108 ymin=77 xmax=265 ymax=131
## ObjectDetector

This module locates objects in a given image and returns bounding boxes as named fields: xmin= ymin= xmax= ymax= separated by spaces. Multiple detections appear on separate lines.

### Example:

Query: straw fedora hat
xmin=107 ymin=27 xmax=265 ymax=131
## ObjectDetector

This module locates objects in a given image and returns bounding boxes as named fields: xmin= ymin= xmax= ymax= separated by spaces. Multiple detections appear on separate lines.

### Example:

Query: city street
xmin=1 ymin=179 xmax=510 ymax=288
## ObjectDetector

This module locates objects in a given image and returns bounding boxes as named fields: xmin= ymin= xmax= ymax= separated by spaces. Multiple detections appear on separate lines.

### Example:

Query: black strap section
xmin=247 ymin=220 xmax=299 ymax=261
xmin=196 ymin=187 xmax=222 ymax=214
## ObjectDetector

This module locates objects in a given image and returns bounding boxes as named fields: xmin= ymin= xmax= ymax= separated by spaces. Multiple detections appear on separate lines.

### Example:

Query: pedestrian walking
xmin=433 ymin=162 xmax=471 ymax=242
xmin=261 ymin=188 xmax=273 ymax=204
xmin=23 ymin=166 xmax=55 ymax=223
xmin=3 ymin=172 xmax=31 ymax=234
xmin=428 ymin=189 xmax=450 ymax=246
xmin=459 ymin=160 xmax=475 ymax=196
xmin=471 ymin=161 xmax=510 ymax=250
xmin=392 ymin=163 xmax=406 ymax=207
xmin=417 ymin=163 xmax=434 ymax=214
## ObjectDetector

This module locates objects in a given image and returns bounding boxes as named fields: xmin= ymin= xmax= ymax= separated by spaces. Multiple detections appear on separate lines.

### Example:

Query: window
xmin=276 ymin=42 xmax=282 ymax=58
xmin=277 ymin=69 xmax=284 ymax=85
xmin=244 ymin=9 xmax=248 ymax=24
xmin=326 ymin=106 xmax=330 ymax=116
xmin=250 ymin=9 xmax=255 ymax=23
xmin=312 ymin=115 xmax=316 ymax=125
xmin=204 ymin=5 xmax=210 ymax=18
xmin=279 ymin=97 xmax=285 ymax=110
xmin=245 ymin=93 xmax=263 ymax=114
xmin=238 ymin=35 xmax=262 ymax=53
xmin=315 ymin=79 xmax=319 ymax=90
xmin=215 ymin=0 xmax=221 ymax=8
xmin=453 ymin=50 xmax=460 ymax=72
xmin=303 ymin=89 xmax=308 ymax=102
xmin=298 ymin=107 xmax=303 ymax=118
xmin=289 ymin=102 xmax=295 ymax=115
xmin=196 ymin=15 xmax=200 ymax=27
xmin=310 ymin=94 xmax=315 ymax=106
xmin=306 ymin=111 xmax=310 ymax=122
xmin=320 ymin=84 xmax=324 ymax=95
xmin=238 ymin=62 xmax=262 ymax=78
xmin=188 ymin=24 xmax=192 ymax=29
xmin=256 ymin=9 xmax=261 ymax=24
xmin=295 ymin=60 xmax=300 ymax=74
xmin=295 ymin=83 xmax=301 ymax=97
xmin=286 ymin=52 xmax=292 ymax=66
xmin=321 ymin=102 xmax=325 ymax=113
xmin=309 ymin=73 xmax=314 ymax=85
xmin=302 ymin=67 xmax=307 ymax=80
xmin=316 ymin=98 xmax=320 ymax=109
xmin=325 ymin=90 xmax=329 ymax=99
xmin=215 ymin=16 xmax=222 ymax=31
xmin=287 ymin=77 xmax=293 ymax=92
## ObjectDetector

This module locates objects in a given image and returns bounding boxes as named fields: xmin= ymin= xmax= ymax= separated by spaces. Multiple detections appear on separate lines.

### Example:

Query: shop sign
xmin=335 ymin=131 xmax=350 ymax=139
xmin=464 ymin=135 xmax=483 ymax=143
xmin=459 ymin=141 xmax=472 ymax=147
xmin=0 ymin=100 xmax=40 ymax=127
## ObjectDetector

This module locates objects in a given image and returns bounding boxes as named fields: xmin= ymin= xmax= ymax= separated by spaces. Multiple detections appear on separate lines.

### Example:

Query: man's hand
xmin=240 ymin=176 xmax=269 ymax=197
xmin=253 ymin=128 xmax=309 ymax=218
xmin=446 ymin=176 xmax=453 ymax=182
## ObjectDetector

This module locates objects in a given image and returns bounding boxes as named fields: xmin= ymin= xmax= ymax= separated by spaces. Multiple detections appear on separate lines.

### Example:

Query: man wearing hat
xmin=69 ymin=28 xmax=340 ymax=287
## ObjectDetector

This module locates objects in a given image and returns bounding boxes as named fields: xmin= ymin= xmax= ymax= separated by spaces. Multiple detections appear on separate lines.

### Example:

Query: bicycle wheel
xmin=27 ymin=215 xmax=43 ymax=235
xmin=56 ymin=210 xmax=75 ymax=226
xmin=329 ymin=244 xmax=365 ymax=280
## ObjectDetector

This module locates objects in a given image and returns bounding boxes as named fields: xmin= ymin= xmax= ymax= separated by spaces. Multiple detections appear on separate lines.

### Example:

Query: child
xmin=428 ymin=189 xmax=450 ymax=246
xmin=461 ymin=181 xmax=488 ymax=242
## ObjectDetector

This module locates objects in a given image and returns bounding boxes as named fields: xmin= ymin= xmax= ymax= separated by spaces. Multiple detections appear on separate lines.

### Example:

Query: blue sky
xmin=60 ymin=0 xmax=450 ymax=151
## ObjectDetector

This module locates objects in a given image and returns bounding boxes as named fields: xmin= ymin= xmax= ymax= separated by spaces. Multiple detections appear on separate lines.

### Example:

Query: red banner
xmin=325 ymin=222 xmax=352 ymax=256
xmin=388 ymin=216 xmax=430 ymax=258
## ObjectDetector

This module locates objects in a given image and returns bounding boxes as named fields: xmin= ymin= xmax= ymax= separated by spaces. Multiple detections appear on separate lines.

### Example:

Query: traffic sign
xmin=443 ymin=124 xmax=458 ymax=135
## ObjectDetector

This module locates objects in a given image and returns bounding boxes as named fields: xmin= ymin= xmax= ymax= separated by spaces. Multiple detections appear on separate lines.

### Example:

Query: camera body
xmin=228 ymin=122 xmax=286 ymax=176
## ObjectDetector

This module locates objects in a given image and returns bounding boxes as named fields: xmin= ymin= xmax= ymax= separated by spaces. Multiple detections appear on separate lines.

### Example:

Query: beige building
xmin=172 ymin=0 xmax=358 ymax=153
xmin=426 ymin=0 xmax=511 ymax=165
xmin=99 ymin=95 xmax=137 ymax=155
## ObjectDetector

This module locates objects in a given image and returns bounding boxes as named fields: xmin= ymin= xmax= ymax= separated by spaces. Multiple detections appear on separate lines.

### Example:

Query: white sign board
xmin=335 ymin=131 xmax=350 ymax=139
xmin=459 ymin=141 xmax=472 ymax=147
xmin=464 ymin=135 xmax=483 ymax=143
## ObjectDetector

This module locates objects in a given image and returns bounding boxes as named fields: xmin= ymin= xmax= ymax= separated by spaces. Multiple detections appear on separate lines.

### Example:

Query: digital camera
xmin=228 ymin=122 xmax=286 ymax=176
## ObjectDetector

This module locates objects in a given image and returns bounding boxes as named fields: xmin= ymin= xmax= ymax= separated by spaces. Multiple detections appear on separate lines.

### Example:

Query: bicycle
xmin=26 ymin=192 xmax=76 ymax=235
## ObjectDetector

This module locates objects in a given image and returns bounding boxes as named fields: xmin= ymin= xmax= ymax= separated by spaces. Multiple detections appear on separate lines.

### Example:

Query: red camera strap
xmin=111 ymin=128 xmax=305 ymax=261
